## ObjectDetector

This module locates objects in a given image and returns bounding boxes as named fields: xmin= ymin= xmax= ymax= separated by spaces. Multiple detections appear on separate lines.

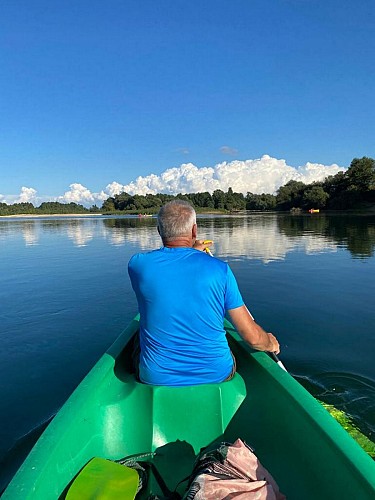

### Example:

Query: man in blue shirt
xmin=128 ymin=200 xmax=280 ymax=386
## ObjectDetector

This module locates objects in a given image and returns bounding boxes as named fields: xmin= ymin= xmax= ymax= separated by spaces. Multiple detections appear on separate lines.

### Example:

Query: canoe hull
xmin=3 ymin=316 xmax=375 ymax=499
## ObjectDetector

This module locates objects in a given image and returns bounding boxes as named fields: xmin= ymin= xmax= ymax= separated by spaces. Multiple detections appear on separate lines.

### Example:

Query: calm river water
xmin=0 ymin=213 xmax=374 ymax=489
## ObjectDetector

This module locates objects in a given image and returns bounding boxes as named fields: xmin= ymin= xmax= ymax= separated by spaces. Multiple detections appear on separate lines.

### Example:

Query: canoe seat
xmin=100 ymin=371 xmax=247 ymax=460
xmin=143 ymin=373 xmax=247 ymax=453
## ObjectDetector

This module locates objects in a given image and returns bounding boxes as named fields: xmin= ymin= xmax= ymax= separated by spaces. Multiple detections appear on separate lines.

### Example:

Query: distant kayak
xmin=3 ymin=316 xmax=375 ymax=499
xmin=308 ymin=208 xmax=320 ymax=213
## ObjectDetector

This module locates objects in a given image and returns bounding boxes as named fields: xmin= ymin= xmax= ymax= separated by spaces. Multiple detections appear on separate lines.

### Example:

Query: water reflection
xmin=102 ymin=218 xmax=160 ymax=249
xmin=1 ymin=214 xmax=375 ymax=261
xmin=277 ymin=214 xmax=375 ymax=259
xmin=10 ymin=220 xmax=40 ymax=247
xmin=65 ymin=220 xmax=96 ymax=247
xmin=197 ymin=216 xmax=337 ymax=262
xmin=100 ymin=215 xmax=340 ymax=262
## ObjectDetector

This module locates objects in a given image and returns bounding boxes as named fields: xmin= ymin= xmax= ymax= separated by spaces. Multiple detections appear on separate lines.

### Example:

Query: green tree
xmin=37 ymin=202 xmax=88 ymax=214
xmin=143 ymin=194 xmax=162 ymax=209
xmin=187 ymin=192 xmax=213 ymax=208
xmin=212 ymin=189 xmax=226 ymax=209
xmin=246 ymin=193 xmax=276 ymax=210
xmin=101 ymin=197 xmax=116 ymax=212
xmin=323 ymin=172 xmax=347 ymax=198
xmin=231 ymin=191 xmax=246 ymax=211
xmin=113 ymin=192 xmax=132 ymax=210
xmin=223 ymin=187 xmax=245 ymax=211
xmin=276 ymin=180 xmax=306 ymax=210
xmin=10 ymin=202 xmax=36 ymax=214
xmin=346 ymin=157 xmax=375 ymax=192
xmin=302 ymin=186 xmax=329 ymax=209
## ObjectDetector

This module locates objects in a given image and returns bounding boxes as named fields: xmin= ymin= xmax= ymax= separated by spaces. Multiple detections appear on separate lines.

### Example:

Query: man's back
xmin=128 ymin=246 xmax=244 ymax=386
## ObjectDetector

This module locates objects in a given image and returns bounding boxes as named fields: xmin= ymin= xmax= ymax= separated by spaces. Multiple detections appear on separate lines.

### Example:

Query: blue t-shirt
xmin=128 ymin=247 xmax=244 ymax=386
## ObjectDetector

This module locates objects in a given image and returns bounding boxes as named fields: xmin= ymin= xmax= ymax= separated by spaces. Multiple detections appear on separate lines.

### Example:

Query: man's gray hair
xmin=158 ymin=200 xmax=196 ymax=240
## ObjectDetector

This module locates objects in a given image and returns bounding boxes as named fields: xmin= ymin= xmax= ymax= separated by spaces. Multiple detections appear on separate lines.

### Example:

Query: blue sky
xmin=1 ymin=0 xmax=374 ymax=205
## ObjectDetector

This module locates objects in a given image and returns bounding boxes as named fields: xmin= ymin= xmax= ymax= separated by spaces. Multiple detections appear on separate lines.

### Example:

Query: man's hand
xmin=193 ymin=239 xmax=213 ymax=252
xmin=266 ymin=333 xmax=280 ymax=354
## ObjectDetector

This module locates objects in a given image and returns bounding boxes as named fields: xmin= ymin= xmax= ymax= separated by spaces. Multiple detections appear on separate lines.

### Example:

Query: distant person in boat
xmin=128 ymin=199 xmax=280 ymax=386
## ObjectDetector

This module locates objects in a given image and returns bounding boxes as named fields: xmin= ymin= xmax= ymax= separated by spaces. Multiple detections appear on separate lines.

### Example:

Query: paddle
xmin=268 ymin=352 xmax=287 ymax=372
xmin=202 ymin=240 xmax=287 ymax=372
xmin=202 ymin=240 xmax=214 ymax=257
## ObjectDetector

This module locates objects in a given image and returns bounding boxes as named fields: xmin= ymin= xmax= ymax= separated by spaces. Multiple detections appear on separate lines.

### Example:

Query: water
xmin=1 ymin=213 xmax=374 ymax=489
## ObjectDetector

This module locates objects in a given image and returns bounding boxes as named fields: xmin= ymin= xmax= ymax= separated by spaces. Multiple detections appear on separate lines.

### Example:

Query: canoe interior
xmin=3 ymin=316 xmax=375 ymax=499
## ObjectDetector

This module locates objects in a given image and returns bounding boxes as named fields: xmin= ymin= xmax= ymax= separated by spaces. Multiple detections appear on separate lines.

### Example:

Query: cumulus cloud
xmin=4 ymin=155 xmax=347 ymax=207
xmin=107 ymin=155 xmax=346 ymax=197
xmin=220 ymin=145 xmax=238 ymax=156
xmin=105 ymin=181 xmax=126 ymax=198
xmin=0 ymin=186 xmax=38 ymax=205
xmin=17 ymin=187 xmax=38 ymax=203
xmin=58 ymin=183 xmax=107 ymax=205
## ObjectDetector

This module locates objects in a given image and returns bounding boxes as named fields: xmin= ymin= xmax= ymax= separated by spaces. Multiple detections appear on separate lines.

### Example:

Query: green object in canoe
xmin=65 ymin=457 xmax=139 ymax=500
xmin=3 ymin=316 xmax=375 ymax=500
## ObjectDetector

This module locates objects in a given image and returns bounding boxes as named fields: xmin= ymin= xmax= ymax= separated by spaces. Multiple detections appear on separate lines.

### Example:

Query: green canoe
xmin=3 ymin=316 xmax=375 ymax=499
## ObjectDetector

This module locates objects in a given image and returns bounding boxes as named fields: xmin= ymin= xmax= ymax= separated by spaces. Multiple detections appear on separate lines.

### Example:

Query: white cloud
xmin=105 ymin=181 xmax=126 ymax=197
xmin=107 ymin=155 xmax=346 ymax=197
xmin=295 ymin=162 xmax=345 ymax=185
xmin=58 ymin=183 xmax=107 ymax=205
xmin=17 ymin=187 xmax=38 ymax=203
xmin=0 ymin=187 xmax=38 ymax=205
xmin=3 ymin=155 xmax=347 ymax=207
xmin=220 ymin=145 xmax=238 ymax=156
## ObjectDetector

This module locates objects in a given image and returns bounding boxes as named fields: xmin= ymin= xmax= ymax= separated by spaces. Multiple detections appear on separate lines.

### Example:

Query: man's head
xmin=157 ymin=200 xmax=197 ymax=244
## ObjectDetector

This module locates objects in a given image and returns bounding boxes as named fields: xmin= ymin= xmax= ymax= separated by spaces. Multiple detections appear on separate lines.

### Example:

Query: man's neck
xmin=163 ymin=236 xmax=194 ymax=248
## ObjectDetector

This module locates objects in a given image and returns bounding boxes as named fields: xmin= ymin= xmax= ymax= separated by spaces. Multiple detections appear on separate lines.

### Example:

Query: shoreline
xmin=0 ymin=213 xmax=103 ymax=218
xmin=2 ymin=208 xmax=375 ymax=219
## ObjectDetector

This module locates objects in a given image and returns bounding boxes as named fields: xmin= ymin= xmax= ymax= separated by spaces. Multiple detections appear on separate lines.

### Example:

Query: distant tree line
xmin=0 ymin=201 xmax=100 ymax=216
xmin=102 ymin=189 xmax=274 ymax=213
xmin=101 ymin=187 xmax=248 ymax=213
xmin=1 ymin=157 xmax=374 ymax=215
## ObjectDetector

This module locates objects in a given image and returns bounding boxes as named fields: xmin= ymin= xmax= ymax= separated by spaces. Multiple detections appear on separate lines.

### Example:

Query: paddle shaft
xmin=268 ymin=352 xmax=287 ymax=372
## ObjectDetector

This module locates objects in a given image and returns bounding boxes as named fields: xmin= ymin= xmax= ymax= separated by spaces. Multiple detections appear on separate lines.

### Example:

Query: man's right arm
xmin=228 ymin=305 xmax=280 ymax=354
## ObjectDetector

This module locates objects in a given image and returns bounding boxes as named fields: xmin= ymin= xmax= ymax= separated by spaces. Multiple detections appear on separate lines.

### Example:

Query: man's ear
xmin=192 ymin=223 xmax=197 ymax=239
